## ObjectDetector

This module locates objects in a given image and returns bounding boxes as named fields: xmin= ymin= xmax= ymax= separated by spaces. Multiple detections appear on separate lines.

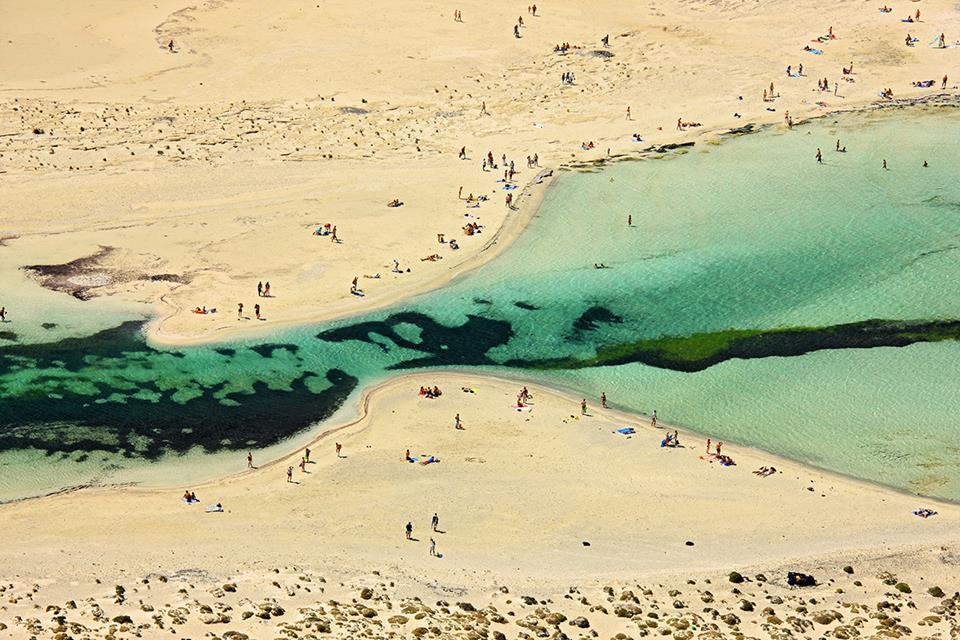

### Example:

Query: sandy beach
xmin=3 ymin=0 xmax=960 ymax=636
xmin=2 ymin=374 xmax=959 ymax=637
xmin=2 ymin=0 xmax=958 ymax=345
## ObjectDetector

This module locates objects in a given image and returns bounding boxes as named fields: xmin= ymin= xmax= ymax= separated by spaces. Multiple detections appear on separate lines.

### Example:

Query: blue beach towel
xmin=806 ymin=48 xmax=823 ymax=55
xmin=616 ymin=427 xmax=635 ymax=435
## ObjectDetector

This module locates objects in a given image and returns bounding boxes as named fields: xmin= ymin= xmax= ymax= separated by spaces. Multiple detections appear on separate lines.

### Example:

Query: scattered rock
xmin=720 ymin=613 xmax=741 ymax=626
xmin=568 ymin=615 xmax=591 ymax=628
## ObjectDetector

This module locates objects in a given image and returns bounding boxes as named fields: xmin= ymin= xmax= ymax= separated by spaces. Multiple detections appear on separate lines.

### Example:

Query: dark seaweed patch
xmin=318 ymin=311 xmax=513 ymax=369
xmin=572 ymin=306 xmax=624 ymax=333
xmin=508 ymin=319 xmax=960 ymax=373
xmin=0 ymin=322 xmax=357 ymax=458
xmin=249 ymin=343 xmax=300 ymax=358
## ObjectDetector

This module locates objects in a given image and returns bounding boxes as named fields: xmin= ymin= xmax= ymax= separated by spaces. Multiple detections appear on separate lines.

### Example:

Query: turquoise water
xmin=2 ymin=107 xmax=959 ymax=501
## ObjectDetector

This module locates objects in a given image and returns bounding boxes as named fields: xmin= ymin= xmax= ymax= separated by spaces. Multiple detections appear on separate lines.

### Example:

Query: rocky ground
xmin=2 ymin=554 xmax=959 ymax=640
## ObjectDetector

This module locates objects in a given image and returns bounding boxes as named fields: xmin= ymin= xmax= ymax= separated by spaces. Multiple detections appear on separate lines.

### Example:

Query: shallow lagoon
xmin=2 ymin=107 xmax=959 ymax=501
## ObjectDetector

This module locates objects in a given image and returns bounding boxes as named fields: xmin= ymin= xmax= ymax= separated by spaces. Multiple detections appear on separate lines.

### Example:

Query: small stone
xmin=720 ymin=613 xmax=740 ymax=626
xmin=728 ymin=572 xmax=744 ymax=584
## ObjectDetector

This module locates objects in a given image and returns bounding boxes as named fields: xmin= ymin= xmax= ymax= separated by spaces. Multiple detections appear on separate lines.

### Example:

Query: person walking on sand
xmin=264 ymin=282 xmax=270 ymax=297
xmin=626 ymin=106 xmax=631 ymax=120
xmin=254 ymin=303 xmax=261 ymax=320
xmin=480 ymin=101 xmax=489 ymax=116
xmin=299 ymin=457 xmax=306 ymax=472
xmin=247 ymin=451 xmax=253 ymax=468
xmin=238 ymin=302 xmax=244 ymax=319
xmin=600 ymin=392 xmax=607 ymax=409
xmin=432 ymin=513 xmax=439 ymax=532
xmin=286 ymin=466 xmax=294 ymax=482
xmin=883 ymin=159 xmax=888 ymax=170
xmin=331 ymin=226 xmax=338 ymax=242
xmin=716 ymin=441 xmax=723 ymax=456
xmin=651 ymin=410 xmax=657 ymax=428
xmin=336 ymin=442 xmax=342 ymax=457
xmin=257 ymin=281 xmax=263 ymax=297
xmin=706 ymin=438 xmax=711 ymax=454
xmin=0 ymin=307 xmax=5 ymax=322
xmin=305 ymin=447 xmax=311 ymax=463
xmin=816 ymin=148 xmax=823 ymax=164
xmin=454 ymin=413 xmax=463 ymax=430
xmin=580 ymin=399 xmax=587 ymax=415
xmin=405 ymin=521 xmax=413 ymax=540
xmin=430 ymin=537 xmax=437 ymax=557
xmin=168 ymin=40 xmax=175 ymax=52
xmin=943 ymin=75 xmax=949 ymax=89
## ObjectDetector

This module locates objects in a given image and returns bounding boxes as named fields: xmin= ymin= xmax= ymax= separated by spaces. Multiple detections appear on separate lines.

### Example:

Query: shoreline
xmin=4 ymin=368 xmax=956 ymax=513
xmin=2 ymin=369 xmax=958 ymax=601
xmin=142 ymin=166 xmax=559 ymax=348
xmin=140 ymin=93 xmax=960 ymax=348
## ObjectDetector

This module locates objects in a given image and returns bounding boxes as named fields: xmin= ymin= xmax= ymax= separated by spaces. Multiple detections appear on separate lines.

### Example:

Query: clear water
xmin=2 ymin=107 xmax=959 ymax=502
